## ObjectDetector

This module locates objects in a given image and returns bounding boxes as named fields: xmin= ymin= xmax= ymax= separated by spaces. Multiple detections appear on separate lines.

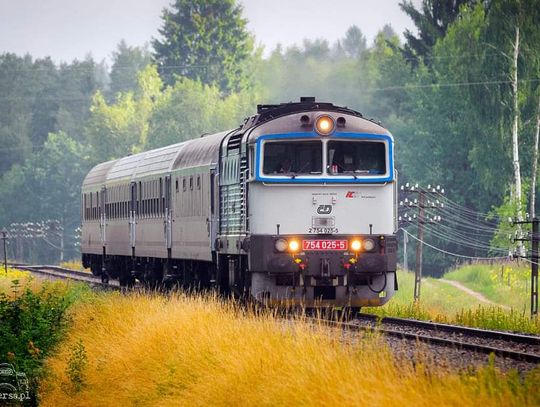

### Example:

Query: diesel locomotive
xmin=81 ymin=97 xmax=398 ymax=308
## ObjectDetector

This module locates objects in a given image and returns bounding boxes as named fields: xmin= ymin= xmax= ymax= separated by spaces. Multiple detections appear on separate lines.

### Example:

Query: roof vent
xmin=300 ymin=96 xmax=315 ymax=103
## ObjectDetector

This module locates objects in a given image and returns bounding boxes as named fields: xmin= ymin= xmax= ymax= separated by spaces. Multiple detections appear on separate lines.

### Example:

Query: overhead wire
xmin=401 ymin=228 xmax=509 ymax=260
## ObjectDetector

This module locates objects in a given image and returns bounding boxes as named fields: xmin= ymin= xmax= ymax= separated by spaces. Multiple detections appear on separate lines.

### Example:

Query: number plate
xmin=302 ymin=240 xmax=348 ymax=251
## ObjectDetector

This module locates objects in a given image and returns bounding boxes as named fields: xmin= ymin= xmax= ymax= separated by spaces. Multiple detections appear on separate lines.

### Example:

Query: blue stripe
xmin=254 ymin=132 xmax=394 ymax=184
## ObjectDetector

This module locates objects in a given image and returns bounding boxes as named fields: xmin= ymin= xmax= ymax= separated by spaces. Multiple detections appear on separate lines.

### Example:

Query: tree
xmin=0 ymin=132 xmax=91 ymax=261
xmin=54 ymin=56 xmax=105 ymax=142
xmin=400 ymin=0 xmax=476 ymax=65
xmin=0 ymin=54 xmax=57 ymax=175
xmin=85 ymin=65 xmax=163 ymax=160
xmin=342 ymin=26 xmax=367 ymax=58
xmin=109 ymin=40 xmax=152 ymax=98
xmin=380 ymin=24 xmax=398 ymax=42
xmin=152 ymin=0 xmax=254 ymax=93
xmin=147 ymin=78 xmax=257 ymax=149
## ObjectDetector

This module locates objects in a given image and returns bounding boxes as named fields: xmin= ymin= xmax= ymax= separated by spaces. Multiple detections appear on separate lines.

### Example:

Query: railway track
xmin=10 ymin=263 xmax=119 ymax=289
xmin=10 ymin=264 xmax=540 ymax=366
xmin=311 ymin=313 xmax=540 ymax=365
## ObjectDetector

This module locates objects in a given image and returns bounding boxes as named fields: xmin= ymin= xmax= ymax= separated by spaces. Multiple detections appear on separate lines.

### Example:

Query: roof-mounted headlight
xmin=315 ymin=115 xmax=335 ymax=136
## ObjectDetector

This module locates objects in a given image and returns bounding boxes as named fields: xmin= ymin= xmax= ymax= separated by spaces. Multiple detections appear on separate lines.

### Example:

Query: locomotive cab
xmin=244 ymin=105 xmax=398 ymax=308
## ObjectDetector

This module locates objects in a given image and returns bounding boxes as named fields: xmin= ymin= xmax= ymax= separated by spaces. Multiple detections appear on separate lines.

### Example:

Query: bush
xmin=0 ymin=278 xmax=89 ymax=405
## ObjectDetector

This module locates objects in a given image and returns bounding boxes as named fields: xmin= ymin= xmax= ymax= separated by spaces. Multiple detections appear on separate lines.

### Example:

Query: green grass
xmin=365 ymin=269 xmax=540 ymax=334
xmin=444 ymin=263 xmax=530 ymax=311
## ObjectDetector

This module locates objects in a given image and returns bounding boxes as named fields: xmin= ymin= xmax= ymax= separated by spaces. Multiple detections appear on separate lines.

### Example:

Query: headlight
xmin=275 ymin=238 xmax=288 ymax=252
xmin=288 ymin=239 xmax=300 ymax=252
xmin=363 ymin=238 xmax=375 ymax=251
xmin=350 ymin=239 xmax=361 ymax=251
xmin=315 ymin=115 xmax=335 ymax=135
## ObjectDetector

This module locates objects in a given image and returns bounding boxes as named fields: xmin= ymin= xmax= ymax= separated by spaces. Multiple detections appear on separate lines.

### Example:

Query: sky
xmin=0 ymin=0 xmax=421 ymax=64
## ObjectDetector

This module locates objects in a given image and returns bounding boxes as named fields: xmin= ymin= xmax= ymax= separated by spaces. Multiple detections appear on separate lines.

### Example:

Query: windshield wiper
xmin=341 ymin=170 xmax=358 ymax=179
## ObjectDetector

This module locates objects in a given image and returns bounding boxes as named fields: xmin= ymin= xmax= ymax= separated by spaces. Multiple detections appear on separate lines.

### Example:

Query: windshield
xmin=263 ymin=141 xmax=322 ymax=175
xmin=327 ymin=140 xmax=386 ymax=175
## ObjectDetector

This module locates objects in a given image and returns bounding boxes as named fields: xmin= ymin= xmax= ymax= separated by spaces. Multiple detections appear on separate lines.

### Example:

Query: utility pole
xmin=414 ymin=191 xmax=425 ymax=301
xmin=403 ymin=231 xmax=408 ymax=271
xmin=511 ymin=217 xmax=539 ymax=317
xmin=399 ymin=183 xmax=444 ymax=301
xmin=1 ymin=229 xmax=7 ymax=274
xmin=532 ymin=218 xmax=538 ymax=317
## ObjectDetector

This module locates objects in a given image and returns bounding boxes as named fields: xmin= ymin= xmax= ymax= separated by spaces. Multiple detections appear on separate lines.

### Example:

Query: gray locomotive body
xmin=82 ymin=98 xmax=398 ymax=307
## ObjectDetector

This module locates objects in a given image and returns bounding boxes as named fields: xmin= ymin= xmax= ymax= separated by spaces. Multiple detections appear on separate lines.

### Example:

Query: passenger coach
xmin=82 ymin=97 xmax=398 ymax=309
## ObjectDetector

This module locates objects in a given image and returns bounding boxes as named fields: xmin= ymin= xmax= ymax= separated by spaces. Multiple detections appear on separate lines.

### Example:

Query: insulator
xmin=427 ymin=184 xmax=431 ymax=189
xmin=436 ymin=185 xmax=441 ymax=190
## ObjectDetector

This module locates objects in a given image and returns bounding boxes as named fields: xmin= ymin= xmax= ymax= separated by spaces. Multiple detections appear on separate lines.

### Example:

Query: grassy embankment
xmin=444 ymin=263 xmax=530 ymax=310
xmin=365 ymin=264 xmax=539 ymax=334
xmin=39 ymin=291 xmax=540 ymax=406
xmin=1 ymin=268 xmax=538 ymax=405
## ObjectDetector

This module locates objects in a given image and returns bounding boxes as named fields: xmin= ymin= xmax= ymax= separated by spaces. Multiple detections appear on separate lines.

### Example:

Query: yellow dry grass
xmin=0 ymin=267 xmax=37 ymax=295
xmin=39 ymin=292 xmax=539 ymax=407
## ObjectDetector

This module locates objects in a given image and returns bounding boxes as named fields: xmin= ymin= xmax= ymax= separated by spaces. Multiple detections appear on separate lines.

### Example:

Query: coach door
xmin=164 ymin=175 xmax=172 ymax=249
xmin=209 ymin=167 xmax=218 ymax=250
xmin=129 ymin=181 xmax=136 ymax=249
xmin=100 ymin=186 xmax=107 ymax=247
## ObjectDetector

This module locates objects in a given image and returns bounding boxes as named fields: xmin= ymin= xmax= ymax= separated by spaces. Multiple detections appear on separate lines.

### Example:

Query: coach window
xmin=182 ymin=178 xmax=186 ymax=192
xmin=197 ymin=175 xmax=201 ymax=190
xmin=262 ymin=141 xmax=322 ymax=175
xmin=327 ymin=140 xmax=386 ymax=175
xmin=190 ymin=176 xmax=193 ymax=191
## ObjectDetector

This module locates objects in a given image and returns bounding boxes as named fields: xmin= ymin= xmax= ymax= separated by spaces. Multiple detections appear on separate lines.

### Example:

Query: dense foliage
xmin=152 ymin=0 xmax=254 ymax=92
xmin=0 ymin=0 xmax=540 ymax=273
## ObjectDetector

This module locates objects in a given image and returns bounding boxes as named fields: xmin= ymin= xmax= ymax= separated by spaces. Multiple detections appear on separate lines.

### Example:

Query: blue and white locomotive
xmin=81 ymin=97 xmax=398 ymax=308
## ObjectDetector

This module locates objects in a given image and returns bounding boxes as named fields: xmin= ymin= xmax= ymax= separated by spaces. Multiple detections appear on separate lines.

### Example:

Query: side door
xmin=129 ymin=181 xmax=137 ymax=249
xmin=209 ymin=167 xmax=218 ymax=250
xmin=100 ymin=186 xmax=107 ymax=247
xmin=164 ymin=175 xmax=172 ymax=249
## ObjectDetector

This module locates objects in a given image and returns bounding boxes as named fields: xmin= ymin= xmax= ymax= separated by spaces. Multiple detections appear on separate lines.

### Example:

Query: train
xmin=81 ymin=97 xmax=398 ymax=309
